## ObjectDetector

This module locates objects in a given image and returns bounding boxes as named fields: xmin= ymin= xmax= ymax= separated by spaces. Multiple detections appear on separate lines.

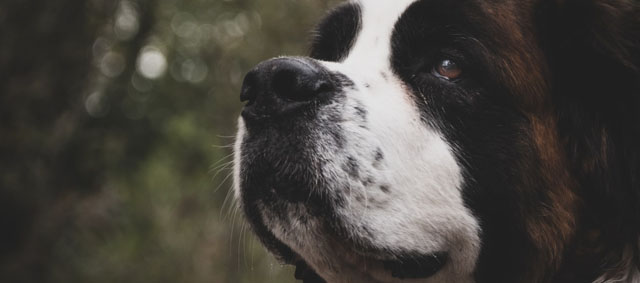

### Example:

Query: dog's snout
xmin=240 ymin=57 xmax=335 ymax=120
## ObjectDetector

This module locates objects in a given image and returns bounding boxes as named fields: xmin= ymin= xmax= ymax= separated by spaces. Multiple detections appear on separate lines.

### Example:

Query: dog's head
xmin=233 ymin=0 xmax=640 ymax=282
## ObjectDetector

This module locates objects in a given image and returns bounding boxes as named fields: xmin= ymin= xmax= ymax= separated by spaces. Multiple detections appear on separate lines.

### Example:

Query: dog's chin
xmin=261 ymin=203 xmax=451 ymax=283
xmin=240 ymin=168 xmax=450 ymax=282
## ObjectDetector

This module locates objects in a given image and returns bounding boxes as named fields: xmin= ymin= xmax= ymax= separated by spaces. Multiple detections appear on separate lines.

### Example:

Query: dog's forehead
xmin=343 ymin=0 xmax=417 ymax=69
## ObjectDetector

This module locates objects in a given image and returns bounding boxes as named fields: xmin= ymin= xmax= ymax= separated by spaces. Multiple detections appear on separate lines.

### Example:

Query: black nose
xmin=240 ymin=57 xmax=335 ymax=120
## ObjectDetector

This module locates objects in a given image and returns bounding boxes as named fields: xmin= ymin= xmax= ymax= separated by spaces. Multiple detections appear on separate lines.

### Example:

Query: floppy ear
xmin=539 ymin=0 xmax=640 ymax=261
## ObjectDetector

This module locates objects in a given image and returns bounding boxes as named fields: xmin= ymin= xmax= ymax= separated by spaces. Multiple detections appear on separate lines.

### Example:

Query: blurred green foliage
xmin=0 ymin=0 xmax=339 ymax=282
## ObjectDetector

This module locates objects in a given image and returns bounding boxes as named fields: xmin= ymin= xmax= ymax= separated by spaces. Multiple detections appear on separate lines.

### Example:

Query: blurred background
xmin=0 ymin=0 xmax=339 ymax=282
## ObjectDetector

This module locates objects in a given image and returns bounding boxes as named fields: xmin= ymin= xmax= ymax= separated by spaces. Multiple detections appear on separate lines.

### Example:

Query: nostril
xmin=240 ymin=71 xmax=259 ymax=103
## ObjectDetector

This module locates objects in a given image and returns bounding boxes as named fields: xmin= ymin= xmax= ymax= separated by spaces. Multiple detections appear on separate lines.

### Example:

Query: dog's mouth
xmin=381 ymin=252 xmax=449 ymax=279
xmin=293 ymin=251 xmax=449 ymax=282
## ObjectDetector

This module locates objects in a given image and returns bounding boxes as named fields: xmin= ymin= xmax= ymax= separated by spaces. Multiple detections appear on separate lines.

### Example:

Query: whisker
xmin=219 ymin=172 xmax=234 ymax=215
xmin=228 ymin=201 xmax=241 ymax=223
xmin=216 ymin=134 xmax=237 ymax=139
xmin=210 ymin=162 xmax=233 ymax=182
xmin=209 ymin=153 xmax=234 ymax=169
xmin=250 ymin=232 xmax=256 ymax=272
xmin=211 ymin=143 xmax=235 ymax=149
xmin=228 ymin=202 xmax=241 ymax=257
xmin=239 ymin=221 xmax=247 ymax=269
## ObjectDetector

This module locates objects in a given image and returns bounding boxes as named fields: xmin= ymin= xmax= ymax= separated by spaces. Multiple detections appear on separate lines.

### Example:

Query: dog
xmin=232 ymin=0 xmax=640 ymax=282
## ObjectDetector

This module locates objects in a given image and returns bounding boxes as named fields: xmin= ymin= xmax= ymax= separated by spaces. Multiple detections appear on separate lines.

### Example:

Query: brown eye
xmin=434 ymin=59 xmax=462 ymax=80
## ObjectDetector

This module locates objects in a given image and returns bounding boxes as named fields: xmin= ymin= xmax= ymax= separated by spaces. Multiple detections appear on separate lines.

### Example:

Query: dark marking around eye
xmin=310 ymin=3 xmax=362 ymax=62
xmin=380 ymin=185 xmax=391 ymax=194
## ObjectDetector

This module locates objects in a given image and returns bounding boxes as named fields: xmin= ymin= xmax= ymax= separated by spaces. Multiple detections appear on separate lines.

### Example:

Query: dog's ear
xmin=538 ymin=0 xmax=640 ymax=251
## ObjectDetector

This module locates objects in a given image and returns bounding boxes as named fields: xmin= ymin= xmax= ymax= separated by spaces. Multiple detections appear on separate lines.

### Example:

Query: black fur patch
xmin=310 ymin=3 xmax=362 ymax=62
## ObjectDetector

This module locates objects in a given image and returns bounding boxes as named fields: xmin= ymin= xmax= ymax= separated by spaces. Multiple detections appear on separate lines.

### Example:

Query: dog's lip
xmin=347 ymin=245 xmax=449 ymax=280
xmin=324 ymin=221 xmax=450 ymax=280
xmin=380 ymin=251 xmax=449 ymax=279
xmin=291 ymin=250 xmax=448 ymax=282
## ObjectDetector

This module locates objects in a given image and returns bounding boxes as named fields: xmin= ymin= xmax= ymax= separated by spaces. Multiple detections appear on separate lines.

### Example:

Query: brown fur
xmin=472 ymin=0 xmax=638 ymax=281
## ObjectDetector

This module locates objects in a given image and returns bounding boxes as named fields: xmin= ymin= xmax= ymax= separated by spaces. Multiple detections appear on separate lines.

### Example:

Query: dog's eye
xmin=433 ymin=59 xmax=462 ymax=80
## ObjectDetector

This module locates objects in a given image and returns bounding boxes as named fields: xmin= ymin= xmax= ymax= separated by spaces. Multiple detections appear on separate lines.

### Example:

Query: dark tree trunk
xmin=0 ymin=1 xmax=116 ymax=281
